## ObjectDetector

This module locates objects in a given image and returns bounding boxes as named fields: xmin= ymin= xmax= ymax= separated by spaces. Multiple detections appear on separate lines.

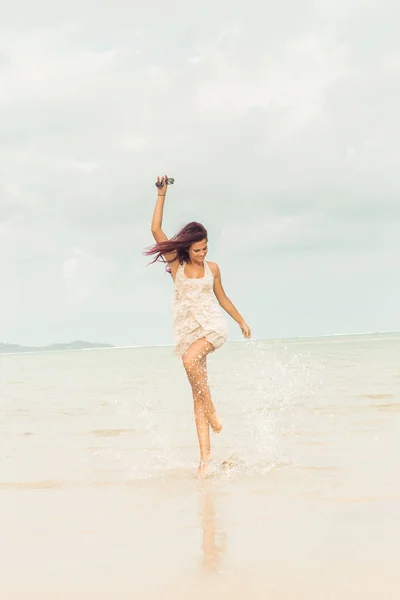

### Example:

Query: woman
xmin=146 ymin=175 xmax=251 ymax=476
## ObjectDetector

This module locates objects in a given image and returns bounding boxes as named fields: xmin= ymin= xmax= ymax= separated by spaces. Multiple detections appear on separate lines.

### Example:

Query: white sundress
xmin=172 ymin=261 xmax=228 ymax=357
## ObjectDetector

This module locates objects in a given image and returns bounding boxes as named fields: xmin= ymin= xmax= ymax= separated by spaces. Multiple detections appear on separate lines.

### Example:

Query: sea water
xmin=1 ymin=334 xmax=399 ymax=599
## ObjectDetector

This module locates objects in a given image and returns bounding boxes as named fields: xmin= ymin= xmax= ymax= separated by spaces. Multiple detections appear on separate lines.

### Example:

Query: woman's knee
xmin=182 ymin=354 xmax=198 ymax=378
xmin=182 ymin=337 xmax=213 ymax=366
xmin=182 ymin=338 xmax=211 ymax=393
xmin=182 ymin=350 xmax=204 ymax=376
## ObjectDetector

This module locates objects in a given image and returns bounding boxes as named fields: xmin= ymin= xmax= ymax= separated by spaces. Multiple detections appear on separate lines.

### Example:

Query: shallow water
xmin=1 ymin=334 xmax=399 ymax=599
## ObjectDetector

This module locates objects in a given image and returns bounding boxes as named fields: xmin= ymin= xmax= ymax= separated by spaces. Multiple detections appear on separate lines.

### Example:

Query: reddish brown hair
xmin=145 ymin=221 xmax=208 ymax=272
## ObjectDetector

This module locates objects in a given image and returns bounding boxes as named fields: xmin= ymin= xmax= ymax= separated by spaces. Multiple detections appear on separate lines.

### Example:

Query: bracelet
xmin=158 ymin=193 xmax=166 ymax=196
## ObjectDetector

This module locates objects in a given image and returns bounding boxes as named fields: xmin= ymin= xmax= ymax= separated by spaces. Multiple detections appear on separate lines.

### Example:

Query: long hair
xmin=144 ymin=222 xmax=208 ymax=272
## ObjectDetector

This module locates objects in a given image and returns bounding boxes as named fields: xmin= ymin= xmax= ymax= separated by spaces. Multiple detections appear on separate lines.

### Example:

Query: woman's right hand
xmin=240 ymin=322 xmax=252 ymax=339
xmin=156 ymin=175 xmax=169 ymax=196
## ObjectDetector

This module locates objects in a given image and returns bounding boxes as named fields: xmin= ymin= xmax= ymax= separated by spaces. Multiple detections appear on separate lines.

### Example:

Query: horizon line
xmin=1 ymin=330 xmax=399 ymax=356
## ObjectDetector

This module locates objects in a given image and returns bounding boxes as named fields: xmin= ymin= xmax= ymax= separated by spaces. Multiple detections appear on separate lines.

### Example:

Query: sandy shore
xmin=1 ymin=462 xmax=399 ymax=600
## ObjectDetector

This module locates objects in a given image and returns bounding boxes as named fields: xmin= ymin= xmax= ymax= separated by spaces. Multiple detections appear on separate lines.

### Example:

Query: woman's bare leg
xmin=182 ymin=337 xmax=222 ymax=475
xmin=197 ymin=355 xmax=223 ymax=433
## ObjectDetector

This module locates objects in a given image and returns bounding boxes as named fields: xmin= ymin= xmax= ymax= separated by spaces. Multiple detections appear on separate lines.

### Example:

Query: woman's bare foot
xmin=197 ymin=461 xmax=208 ymax=477
xmin=208 ymin=411 xmax=223 ymax=433
xmin=197 ymin=453 xmax=212 ymax=477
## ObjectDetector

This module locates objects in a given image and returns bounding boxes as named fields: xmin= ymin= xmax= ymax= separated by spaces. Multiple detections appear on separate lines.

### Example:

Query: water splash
xmin=208 ymin=340 xmax=324 ymax=479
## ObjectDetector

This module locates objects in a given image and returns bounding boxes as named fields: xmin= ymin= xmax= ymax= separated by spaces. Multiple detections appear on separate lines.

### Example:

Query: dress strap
xmin=204 ymin=261 xmax=213 ymax=278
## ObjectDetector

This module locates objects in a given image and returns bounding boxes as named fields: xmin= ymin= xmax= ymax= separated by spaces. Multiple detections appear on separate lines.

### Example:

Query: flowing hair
xmin=144 ymin=222 xmax=208 ymax=273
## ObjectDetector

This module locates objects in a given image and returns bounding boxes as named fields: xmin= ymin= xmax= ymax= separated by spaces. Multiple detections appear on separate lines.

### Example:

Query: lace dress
xmin=172 ymin=261 xmax=228 ymax=357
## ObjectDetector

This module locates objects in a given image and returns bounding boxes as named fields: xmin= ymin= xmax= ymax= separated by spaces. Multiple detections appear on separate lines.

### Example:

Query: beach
xmin=1 ymin=334 xmax=399 ymax=599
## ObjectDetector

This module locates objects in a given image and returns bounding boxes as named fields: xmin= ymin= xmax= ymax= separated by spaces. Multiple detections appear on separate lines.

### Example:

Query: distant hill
xmin=0 ymin=341 xmax=114 ymax=355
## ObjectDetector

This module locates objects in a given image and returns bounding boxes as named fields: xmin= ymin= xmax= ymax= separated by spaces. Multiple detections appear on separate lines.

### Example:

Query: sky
xmin=1 ymin=0 xmax=399 ymax=347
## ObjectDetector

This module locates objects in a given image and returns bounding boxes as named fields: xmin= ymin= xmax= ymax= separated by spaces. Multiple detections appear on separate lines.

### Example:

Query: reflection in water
xmin=199 ymin=481 xmax=227 ymax=573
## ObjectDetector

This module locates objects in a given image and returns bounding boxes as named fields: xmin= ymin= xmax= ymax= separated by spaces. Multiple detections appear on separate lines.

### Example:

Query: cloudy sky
xmin=1 ymin=0 xmax=399 ymax=347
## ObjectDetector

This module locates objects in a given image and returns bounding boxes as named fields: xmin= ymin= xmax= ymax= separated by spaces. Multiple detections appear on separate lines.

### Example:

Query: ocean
xmin=1 ymin=333 xmax=399 ymax=599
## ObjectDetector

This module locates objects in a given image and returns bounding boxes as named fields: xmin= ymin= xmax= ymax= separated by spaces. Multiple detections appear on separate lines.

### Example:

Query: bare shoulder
xmin=207 ymin=261 xmax=221 ymax=277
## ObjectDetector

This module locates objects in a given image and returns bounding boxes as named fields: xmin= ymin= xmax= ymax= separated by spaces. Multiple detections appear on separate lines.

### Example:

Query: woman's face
xmin=188 ymin=238 xmax=208 ymax=263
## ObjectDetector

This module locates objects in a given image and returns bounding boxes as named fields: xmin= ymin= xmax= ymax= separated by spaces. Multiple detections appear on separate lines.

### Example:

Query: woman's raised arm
xmin=149 ymin=175 xmax=178 ymax=272
xmin=151 ymin=175 xmax=169 ymax=243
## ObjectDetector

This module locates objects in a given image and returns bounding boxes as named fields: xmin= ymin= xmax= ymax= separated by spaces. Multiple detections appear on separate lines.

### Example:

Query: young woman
xmin=146 ymin=175 xmax=251 ymax=476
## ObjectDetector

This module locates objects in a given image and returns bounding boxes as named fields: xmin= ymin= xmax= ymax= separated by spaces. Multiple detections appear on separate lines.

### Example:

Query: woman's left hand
xmin=240 ymin=322 xmax=251 ymax=339
xmin=156 ymin=175 xmax=169 ymax=196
